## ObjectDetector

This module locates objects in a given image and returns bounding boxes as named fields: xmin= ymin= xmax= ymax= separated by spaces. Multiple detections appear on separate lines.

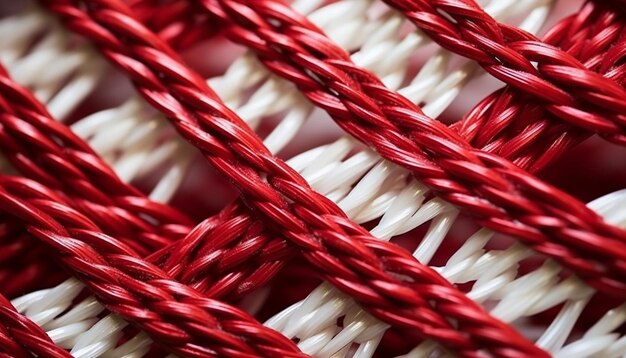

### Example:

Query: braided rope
xmin=0 ymin=174 xmax=303 ymax=357
xmin=0 ymin=9 xmax=105 ymax=120
xmin=40 ymin=0 xmax=550 ymax=356
xmin=6 ymin=3 xmax=446 ymax=353
xmin=134 ymin=0 xmax=626 ymax=168
xmin=0 ymin=63 xmax=193 ymax=255
xmin=389 ymin=0 xmax=626 ymax=173
xmin=266 ymin=188 xmax=626 ymax=356
xmin=2 ymin=4 xmax=612 ymax=356
xmin=160 ymin=0 xmax=626 ymax=297
xmin=0 ymin=0 xmax=616 ymax=356
xmin=383 ymin=0 xmax=626 ymax=145
xmin=2 ymin=0 xmax=401 ymax=303
xmin=0 ymin=10 xmax=109 ymax=296
xmin=1 ymin=0 xmax=340 ymax=323
xmin=0 ymin=4 xmax=224 ymax=297
xmin=0 ymin=0 xmax=576 ymax=304
xmin=456 ymin=0 xmax=626 ymax=170
xmin=0 ymin=55 xmax=302 ymax=355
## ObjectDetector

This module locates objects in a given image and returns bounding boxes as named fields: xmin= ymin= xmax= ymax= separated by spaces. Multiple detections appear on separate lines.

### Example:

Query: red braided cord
xmin=384 ymin=0 xmax=626 ymax=173
xmin=162 ymin=0 xmax=626 ymax=297
xmin=8 ymin=0 xmax=613 ymax=303
xmin=1 ymin=0 xmax=616 ymax=354
xmin=453 ymin=0 xmax=626 ymax=172
xmin=0 ymin=291 xmax=71 ymax=357
xmin=0 ymin=61 xmax=302 ymax=355
xmin=1 ymin=0 xmax=620 ymax=356
xmin=125 ymin=0 xmax=626 ymax=182
xmin=148 ymin=202 xmax=295 ymax=299
xmin=41 ymin=0 xmax=550 ymax=356
xmin=0 ymin=1 xmax=222 ymax=297
xmin=0 ymin=48 xmax=300 ymax=302
xmin=0 ymin=175 xmax=303 ymax=358
xmin=0 ymin=1 xmax=616 ymax=356
xmin=0 ymin=63 xmax=192 ymax=255
xmin=382 ymin=0 xmax=626 ymax=145
xmin=0 ymin=87 xmax=296 ymax=353
xmin=0 ymin=45 xmax=297 ymax=354
xmin=0 ymin=59 xmax=192 ymax=298
xmin=0 ymin=0 xmax=292 ymax=303
xmin=130 ymin=0 xmax=626 ymax=301
xmin=0 ymin=59 xmax=298 ymax=310
xmin=132 ymin=0 xmax=626 ymax=318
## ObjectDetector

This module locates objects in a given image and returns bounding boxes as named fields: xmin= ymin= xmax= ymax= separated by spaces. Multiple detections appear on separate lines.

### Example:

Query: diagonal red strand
xmin=0 ymin=291 xmax=72 ymax=357
xmin=383 ymin=0 xmax=626 ymax=169
xmin=0 ymin=175 xmax=304 ymax=357
xmin=0 ymin=31 xmax=300 ymax=354
xmin=0 ymin=5 xmax=214 ymax=297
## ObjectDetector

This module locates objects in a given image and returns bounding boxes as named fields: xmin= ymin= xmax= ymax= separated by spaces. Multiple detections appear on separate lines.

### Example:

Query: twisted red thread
xmin=383 ymin=0 xmax=626 ymax=145
xmin=0 ymin=175 xmax=303 ymax=357
xmin=450 ymin=1 xmax=626 ymax=172
xmin=0 ymin=0 xmax=620 ymax=356
xmin=7 ymin=0 xmax=613 ymax=305
xmin=0 ymin=0 xmax=221 ymax=297
xmin=130 ymin=0 xmax=626 ymax=174
xmin=0 ymin=291 xmax=71 ymax=357
xmin=0 ymin=64 xmax=193 ymax=255
xmin=0 ymin=60 xmax=193 ymax=297
xmin=0 ymin=74 xmax=293 ymax=356
xmin=145 ymin=0 xmax=626 ymax=303
xmin=384 ymin=0 xmax=626 ymax=173
xmin=52 ymin=4 xmax=620 ymax=344
xmin=0 ymin=60 xmax=298 ymax=326
xmin=0 ymin=52 xmax=299 ymax=303
xmin=42 ymin=0 xmax=550 ymax=356
xmin=133 ymin=0 xmax=626 ymax=332
xmin=0 ymin=53 xmax=297 ymax=355
xmin=148 ymin=202 xmax=295 ymax=299
xmin=170 ymin=0 xmax=626 ymax=296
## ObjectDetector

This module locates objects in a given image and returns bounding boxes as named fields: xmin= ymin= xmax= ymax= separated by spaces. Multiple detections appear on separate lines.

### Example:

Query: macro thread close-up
xmin=0 ymin=0 xmax=626 ymax=357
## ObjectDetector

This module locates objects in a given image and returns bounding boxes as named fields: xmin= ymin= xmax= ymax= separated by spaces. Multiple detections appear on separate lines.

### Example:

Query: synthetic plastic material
xmin=182 ymin=0 xmax=626 ymax=297
xmin=3 ymin=0 xmax=619 ymax=353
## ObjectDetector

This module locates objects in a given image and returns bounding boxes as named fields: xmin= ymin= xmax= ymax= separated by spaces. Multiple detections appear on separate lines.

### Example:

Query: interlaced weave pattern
xmin=1 ymin=0 xmax=626 ymax=357
xmin=387 ymin=0 xmax=626 ymax=143
xmin=37 ymin=0 xmax=550 ymax=356
xmin=391 ymin=0 xmax=626 ymax=170
xmin=138 ymin=0 xmax=626 ymax=296
xmin=0 ymin=175 xmax=303 ymax=357
xmin=0 ymin=61 xmax=303 ymax=357
xmin=0 ymin=63 xmax=193 ymax=255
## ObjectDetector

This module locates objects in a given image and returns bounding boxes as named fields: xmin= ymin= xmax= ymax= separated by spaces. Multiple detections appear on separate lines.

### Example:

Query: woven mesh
xmin=1 ymin=0 xmax=626 ymax=357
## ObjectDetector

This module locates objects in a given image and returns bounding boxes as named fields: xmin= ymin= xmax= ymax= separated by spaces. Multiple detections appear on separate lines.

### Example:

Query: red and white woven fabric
xmin=1 ymin=0 xmax=626 ymax=357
